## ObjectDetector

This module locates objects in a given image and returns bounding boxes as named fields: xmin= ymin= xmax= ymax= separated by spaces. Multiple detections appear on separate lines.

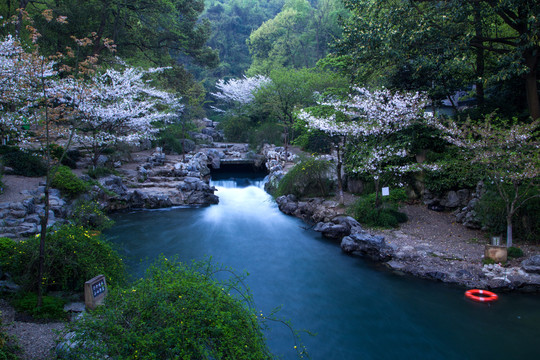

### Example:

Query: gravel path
xmin=0 ymin=300 xmax=65 ymax=360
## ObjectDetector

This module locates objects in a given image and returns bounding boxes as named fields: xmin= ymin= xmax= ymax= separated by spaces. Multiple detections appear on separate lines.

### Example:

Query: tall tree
xmin=3 ymin=0 xmax=219 ymax=69
xmin=334 ymin=0 xmax=540 ymax=119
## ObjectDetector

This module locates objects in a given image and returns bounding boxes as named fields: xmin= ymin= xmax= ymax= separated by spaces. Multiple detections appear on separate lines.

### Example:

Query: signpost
xmin=84 ymin=275 xmax=107 ymax=310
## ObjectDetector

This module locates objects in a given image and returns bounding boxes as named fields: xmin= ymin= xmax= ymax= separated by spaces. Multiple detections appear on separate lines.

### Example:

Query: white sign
xmin=382 ymin=187 xmax=390 ymax=196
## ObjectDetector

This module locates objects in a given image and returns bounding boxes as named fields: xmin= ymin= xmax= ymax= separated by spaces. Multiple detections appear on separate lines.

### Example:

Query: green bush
xmin=248 ymin=122 xmax=282 ymax=149
xmin=1 ymin=150 xmax=47 ymax=177
xmin=62 ymin=257 xmax=273 ymax=359
xmin=507 ymin=246 xmax=524 ymax=259
xmin=70 ymin=200 xmax=114 ymax=231
xmin=0 ymin=313 xmax=21 ymax=360
xmin=4 ymin=225 xmax=125 ymax=292
xmin=52 ymin=166 xmax=88 ymax=198
xmin=476 ymin=186 xmax=540 ymax=244
xmin=46 ymin=144 xmax=81 ymax=169
xmin=293 ymin=126 xmax=332 ymax=154
xmin=275 ymin=156 xmax=333 ymax=198
xmin=11 ymin=292 xmax=67 ymax=321
xmin=0 ymin=237 xmax=16 ymax=266
xmin=155 ymin=122 xmax=196 ymax=154
xmin=348 ymin=189 xmax=408 ymax=228
xmin=222 ymin=115 xmax=252 ymax=143
xmin=423 ymin=148 xmax=484 ymax=193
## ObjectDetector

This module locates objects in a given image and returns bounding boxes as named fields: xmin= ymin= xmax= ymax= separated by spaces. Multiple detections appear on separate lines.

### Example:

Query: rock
xmin=313 ymin=222 xmax=350 ymax=240
xmin=207 ymin=149 xmax=222 ymax=169
xmin=276 ymin=195 xmax=298 ymax=215
xmin=99 ymin=175 xmax=128 ymax=197
xmin=426 ymin=271 xmax=448 ymax=281
xmin=10 ymin=210 xmax=27 ymax=218
xmin=521 ymin=255 xmax=540 ymax=274
xmin=455 ymin=269 xmax=473 ymax=278
xmin=0 ymin=278 xmax=20 ymax=292
xmin=442 ymin=191 xmax=460 ymax=208
xmin=64 ymin=302 xmax=86 ymax=313
xmin=332 ymin=216 xmax=363 ymax=233
xmin=340 ymin=232 xmax=390 ymax=260
xmin=97 ymin=154 xmax=108 ymax=166
xmin=202 ymin=128 xmax=224 ymax=142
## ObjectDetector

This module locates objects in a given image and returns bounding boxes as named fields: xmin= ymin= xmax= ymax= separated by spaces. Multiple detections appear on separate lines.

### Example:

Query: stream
xmin=107 ymin=172 xmax=540 ymax=359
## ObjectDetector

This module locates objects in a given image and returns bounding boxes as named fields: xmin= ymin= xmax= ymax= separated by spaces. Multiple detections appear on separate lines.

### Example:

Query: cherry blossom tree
xmin=432 ymin=115 xmax=539 ymax=247
xmin=211 ymin=75 xmax=270 ymax=106
xmin=71 ymin=66 xmax=181 ymax=167
xmin=299 ymin=87 xmax=431 ymax=206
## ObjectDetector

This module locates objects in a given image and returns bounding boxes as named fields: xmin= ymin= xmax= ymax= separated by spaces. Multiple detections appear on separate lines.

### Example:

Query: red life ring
xmin=465 ymin=289 xmax=498 ymax=303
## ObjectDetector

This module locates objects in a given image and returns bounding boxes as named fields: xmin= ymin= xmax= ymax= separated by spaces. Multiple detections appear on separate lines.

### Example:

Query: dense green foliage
xmin=334 ymin=0 xmax=540 ymax=119
xmin=476 ymin=187 xmax=540 ymax=244
xmin=247 ymin=0 xmax=346 ymax=75
xmin=61 ymin=257 xmax=273 ymax=359
xmin=275 ymin=156 xmax=333 ymax=197
xmin=348 ymin=189 xmax=408 ymax=228
xmin=0 ymin=149 xmax=47 ymax=177
xmin=69 ymin=200 xmax=114 ymax=232
xmin=11 ymin=292 xmax=67 ymax=321
xmin=51 ymin=166 xmax=88 ymax=198
xmin=0 ymin=313 xmax=20 ymax=360
xmin=202 ymin=0 xmax=284 ymax=78
xmin=422 ymin=149 xmax=485 ymax=193
xmin=2 ymin=0 xmax=218 ymax=69
xmin=2 ymin=225 xmax=125 ymax=292
xmin=507 ymin=246 xmax=524 ymax=259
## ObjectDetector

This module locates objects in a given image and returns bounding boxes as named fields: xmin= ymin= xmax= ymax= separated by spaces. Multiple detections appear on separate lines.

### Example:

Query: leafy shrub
xmin=1 ymin=150 xmax=47 ymax=177
xmin=62 ymin=257 xmax=273 ymax=359
xmin=47 ymin=144 xmax=81 ymax=169
xmin=507 ymin=247 xmax=524 ymax=259
xmin=155 ymin=122 xmax=196 ymax=154
xmin=423 ymin=148 xmax=484 ymax=193
xmin=222 ymin=115 xmax=252 ymax=143
xmin=275 ymin=156 xmax=333 ymax=198
xmin=348 ymin=189 xmax=408 ymax=228
xmin=0 ymin=313 xmax=20 ymax=360
xmin=70 ymin=200 xmax=114 ymax=231
xmin=476 ymin=186 xmax=540 ymax=244
xmin=52 ymin=166 xmax=88 ymax=198
xmin=11 ymin=292 xmax=67 ymax=321
xmin=4 ymin=225 xmax=125 ymax=292
xmin=249 ymin=122 xmax=282 ymax=149
xmin=0 ymin=237 xmax=16 ymax=265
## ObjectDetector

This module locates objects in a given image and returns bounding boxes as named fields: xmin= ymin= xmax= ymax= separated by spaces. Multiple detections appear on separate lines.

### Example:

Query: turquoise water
xmin=107 ymin=175 xmax=540 ymax=360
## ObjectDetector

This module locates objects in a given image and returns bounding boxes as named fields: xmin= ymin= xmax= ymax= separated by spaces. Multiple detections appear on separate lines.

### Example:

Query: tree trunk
xmin=473 ymin=4 xmax=485 ymax=106
xmin=374 ymin=177 xmax=381 ymax=208
xmin=336 ymin=141 xmax=344 ymax=205
xmin=15 ymin=0 xmax=30 ymax=36
xmin=506 ymin=215 xmax=513 ymax=248
xmin=524 ymin=68 xmax=539 ymax=120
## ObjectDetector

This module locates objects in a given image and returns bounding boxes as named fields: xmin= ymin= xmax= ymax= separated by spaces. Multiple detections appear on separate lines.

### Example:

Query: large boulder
xmin=340 ymin=232 xmax=391 ymax=260
xmin=275 ymin=195 xmax=298 ymax=215
xmin=522 ymin=255 xmax=540 ymax=274
xmin=99 ymin=175 xmax=128 ymax=197
xmin=313 ymin=222 xmax=350 ymax=240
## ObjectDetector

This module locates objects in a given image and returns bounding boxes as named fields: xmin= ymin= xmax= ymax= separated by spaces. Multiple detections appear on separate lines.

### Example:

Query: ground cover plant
xmin=61 ymin=257 xmax=279 ymax=359
xmin=2 ymin=225 xmax=125 ymax=292
xmin=274 ymin=156 xmax=333 ymax=198
xmin=348 ymin=188 xmax=408 ymax=228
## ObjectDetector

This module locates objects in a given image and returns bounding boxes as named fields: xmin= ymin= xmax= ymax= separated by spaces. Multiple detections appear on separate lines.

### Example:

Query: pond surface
xmin=107 ymin=174 xmax=540 ymax=360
